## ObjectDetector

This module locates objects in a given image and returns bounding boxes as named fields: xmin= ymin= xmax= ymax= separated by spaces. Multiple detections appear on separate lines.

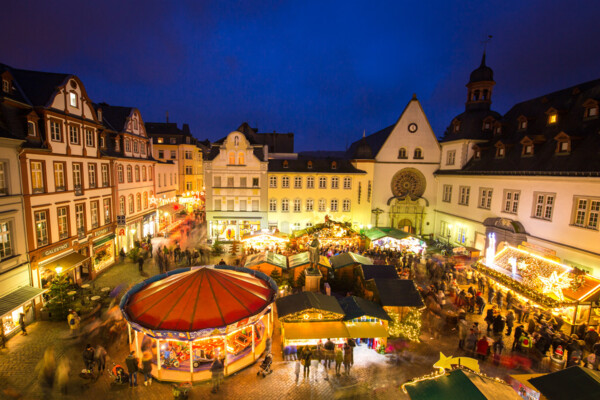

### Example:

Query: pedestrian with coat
xmin=138 ymin=256 xmax=144 ymax=274
xmin=210 ymin=356 xmax=224 ymax=393
xmin=95 ymin=345 xmax=107 ymax=374
xmin=343 ymin=342 xmax=353 ymax=375
xmin=141 ymin=351 xmax=153 ymax=386
xmin=505 ymin=310 xmax=515 ymax=336
xmin=125 ymin=351 xmax=139 ymax=387
xmin=19 ymin=312 xmax=27 ymax=336
xmin=67 ymin=310 xmax=80 ymax=337
xmin=334 ymin=346 xmax=343 ymax=377
xmin=302 ymin=347 xmax=312 ymax=379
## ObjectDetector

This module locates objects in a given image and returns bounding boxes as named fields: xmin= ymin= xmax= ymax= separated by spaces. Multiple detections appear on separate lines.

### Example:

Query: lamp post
xmin=447 ymin=225 xmax=452 ymax=245
xmin=371 ymin=208 xmax=384 ymax=228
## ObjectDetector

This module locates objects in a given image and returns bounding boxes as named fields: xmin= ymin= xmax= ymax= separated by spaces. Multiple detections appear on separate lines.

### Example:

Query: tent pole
xmin=190 ymin=341 xmax=194 ymax=379
xmin=252 ymin=324 xmax=255 ymax=361
xmin=224 ymin=335 xmax=229 ymax=375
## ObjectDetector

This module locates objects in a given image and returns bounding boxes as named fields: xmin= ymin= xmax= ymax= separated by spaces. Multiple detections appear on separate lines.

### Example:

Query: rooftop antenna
xmin=166 ymin=110 xmax=169 ymax=123
xmin=363 ymin=129 xmax=366 ymax=138
xmin=481 ymin=35 xmax=493 ymax=54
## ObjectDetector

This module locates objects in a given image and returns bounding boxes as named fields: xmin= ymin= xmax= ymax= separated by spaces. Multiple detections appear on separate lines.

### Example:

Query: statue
xmin=308 ymin=234 xmax=320 ymax=271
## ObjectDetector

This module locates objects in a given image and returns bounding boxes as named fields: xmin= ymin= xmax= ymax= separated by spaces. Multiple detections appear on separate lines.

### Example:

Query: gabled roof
xmin=363 ymin=227 xmax=417 ymax=241
xmin=287 ymin=252 xmax=331 ymax=270
xmin=338 ymin=296 xmax=391 ymax=321
xmin=529 ymin=366 xmax=600 ymax=400
xmin=243 ymin=251 xmax=288 ymax=270
xmin=275 ymin=292 xmax=344 ymax=319
xmin=346 ymin=124 xmax=394 ymax=159
xmin=360 ymin=265 xmax=399 ymax=281
xmin=2 ymin=63 xmax=70 ymax=107
xmin=95 ymin=103 xmax=133 ymax=132
xmin=372 ymin=279 xmax=424 ymax=307
xmin=329 ymin=252 xmax=373 ymax=270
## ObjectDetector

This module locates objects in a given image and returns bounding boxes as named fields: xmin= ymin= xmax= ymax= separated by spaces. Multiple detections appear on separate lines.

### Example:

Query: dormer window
xmin=554 ymin=132 xmax=571 ymax=154
xmin=494 ymin=122 xmax=502 ymax=135
xmin=170 ymin=138 xmax=177 ymax=144
xmin=398 ymin=148 xmax=407 ymax=159
xmin=331 ymin=161 xmax=337 ymax=170
xmin=157 ymin=137 xmax=164 ymax=144
xmin=517 ymin=116 xmax=528 ymax=130
xmin=283 ymin=160 xmax=289 ymax=169
xmin=452 ymin=120 xmax=461 ymax=133
xmin=548 ymin=114 xmax=557 ymax=124
xmin=474 ymin=149 xmax=481 ymax=159
xmin=27 ymin=121 xmax=36 ymax=137
xmin=583 ymin=99 xmax=599 ymax=119
xmin=69 ymin=92 xmax=78 ymax=108
xmin=495 ymin=142 xmax=506 ymax=158
xmin=307 ymin=161 xmax=313 ymax=169
xmin=520 ymin=137 xmax=534 ymax=156
xmin=2 ymin=79 xmax=9 ymax=93
xmin=482 ymin=116 xmax=494 ymax=131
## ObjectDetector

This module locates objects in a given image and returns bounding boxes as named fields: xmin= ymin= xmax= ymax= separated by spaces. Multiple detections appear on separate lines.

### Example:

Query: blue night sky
xmin=2 ymin=1 xmax=599 ymax=151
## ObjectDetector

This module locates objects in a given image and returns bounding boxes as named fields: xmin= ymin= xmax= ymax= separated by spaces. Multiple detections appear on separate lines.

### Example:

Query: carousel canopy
xmin=329 ymin=252 xmax=373 ymax=270
xmin=121 ymin=266 xmax=276 ymax=333
xmin=405 ymin=369 xmax=521 ymax=400
xmin=529 ymin=366 xmax=600 ymax=400
xmin=287 ymin=252 xmax=332 ymax=270
xmin=363 ymin=227 xmax=416 ymax=241
xmin=244 ymin=251 xmax=288 ymax=271
xmin=338 ymin=296 xmax=391 ymax=321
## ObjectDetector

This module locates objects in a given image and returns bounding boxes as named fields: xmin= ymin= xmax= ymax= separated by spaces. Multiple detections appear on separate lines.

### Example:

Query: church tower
xmin=465 ymin=52 xmax=495 ymax=111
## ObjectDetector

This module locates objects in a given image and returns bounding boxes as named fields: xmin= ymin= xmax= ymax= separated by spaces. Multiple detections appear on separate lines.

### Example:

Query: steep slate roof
xmin=275 ymin=292 xmax=344 ymax=319
xmin=440 ymin=77 xmax=600 ymax=175
xmin=372 ymin=279 xmax=424 ymax=307
xmin=440 ymin=108 xmax=501 ymax=141
xmin=360 ymin=265 xmax=399 ymax=281
xmin=268 ymin=158 xmax=366 ymax=174
xmin=346 ymin=124 xmax=394 ymax=159
xmin=529 ymin=366 xmax=600 ymax=400
xmin=338 ymin=296 xmax=391 ymax=321
xmin=214 ymin=122 xmax=294 ymax=153
xmin=95 ymin=103 xmax=133 ymax=132
xmin=3 ymin=64 xmax=70 ymax=107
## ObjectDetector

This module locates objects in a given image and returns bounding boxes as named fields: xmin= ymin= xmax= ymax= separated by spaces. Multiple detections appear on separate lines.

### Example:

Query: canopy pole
xmin=127 ymin=324 xmax=131 ymax=346
xmin=251 ymin=324 xmax=255 ymax=361
xmin=190 ymin=341 xmax=194 ymax=379
xmin=224 ymin=335 xmax=229 ymax=375
xmin=135 ymin=331 xmax=140 ymax=358
xmin=156 ymin=339 xmax=161 ymax=372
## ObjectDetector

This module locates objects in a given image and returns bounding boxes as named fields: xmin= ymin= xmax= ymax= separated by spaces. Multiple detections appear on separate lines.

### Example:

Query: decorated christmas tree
xmin=388 ymin=308 xmax=422 ymax=342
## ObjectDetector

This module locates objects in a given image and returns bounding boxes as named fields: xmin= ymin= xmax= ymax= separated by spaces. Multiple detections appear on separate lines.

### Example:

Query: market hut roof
xmin=120 ymin=266 xmax=277 ymax=333
xmin=329 ymin=252 xmax=373 ymax=270
xmin=244 ymin=251 xmax=288 ymax=271
xmin=287 ymin=252 xmax=332 ymax=270
xmin=338 ymin=296 xmax=391 ymax=321
xmin=275 ymin=292 xmax=345 ymax=319
xmin=363 ymin=227 xmax=417 ymax=241
xmin=372 ymin=279 xmax=424 ymax=308
xmin=359 ymin=264 xmax=399 ymax=281
xmin=404 ymin=368 xmax=521 ymax=400
xmin=528 ymin=366 xmax=600 ymax=400
xmin=241 ymin=231 xmax=289 ymax=243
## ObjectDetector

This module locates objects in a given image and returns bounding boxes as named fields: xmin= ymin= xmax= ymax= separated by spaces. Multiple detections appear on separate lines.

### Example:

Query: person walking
xmin=324 ymin=338 xmax=335 ymax=369
xmin=458 ymin=318 xmax=468 ymax=350
xmin=83 ymin=344 xmax=95 ymax=372
xmin=67 ymin=310 xmax=80 ymax=337
xmin=125 ymin=351 xmax=139 ymax=388
xmin=334 ymin=346 xmax=343 ymax=377
xmin=56 ymin=357 xmax=70 ymax=394
xmin=302 ymin=347 xmax=312 ymax=380
xmin=138 ymin=256 xmax=144 ymax=274
xmin=95 ymin=345 xmax=107 ymax=374
xmin=343 ymin=342 xmax=353 ymax=375
xmin=506 ymin=310 xmax=515 ymax=336
xmin=294 ymin=358 xmax=302 ymax=384
xmin=210 ymin=356 xmax=224 ymax=393
xmin=19 ymin=312 xmax=27 ymax=336
xmin=142 ymin=351 xmax=153 ymax=386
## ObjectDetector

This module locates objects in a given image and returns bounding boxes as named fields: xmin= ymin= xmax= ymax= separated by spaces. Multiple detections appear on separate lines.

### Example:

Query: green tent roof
xmin=405 ymin=369 xmax=521 ymax=400
xmin=529 ymin=366 xmax=600 ymax=400
xmin=329 ymin=252 xmax=373 ymax=270
xmin=287 ymin=251 xmax=331 ymax=269
xmin=244 ymin=251 xmax=288 ymax=270
xmin=364 ymin=227 xmax=419 ymax=241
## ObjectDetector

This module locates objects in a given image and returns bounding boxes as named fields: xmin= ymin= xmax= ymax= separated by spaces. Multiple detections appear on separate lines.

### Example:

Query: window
xmin=103 ymin=199 xmax=111 ymax=224
xmin=573 ymin=197 xmax=600 ymax=230
xmin=584 ymin=101 xmax=599 ymax=119
xmin=88 ymin=164 xmax=96 ymax=188
xmin=128 ymin=194 xmax=134 ymax=214
xmin=90 ymin=201 xmax=99 ymax=228
xmin=446 ymin=150 xmax=456 ymax=166
xmin=252 ymin=200 xmax=259 ymax=212
xmin=0 ymin=221 xmax=12 ymax=259
xmin=440 ymin=220 xmax=451 ymax=238
xmin=69 ymin=125 xmax=80 ymax=144
xmin=228 ymin=152 xmax=235 ymax=164
xmin=292 ymin=222 xmax=302 ymax=231
xmin=119 ymin=196 xmax=125 ymax=215
xmin=143 ymin=192 xmax=148 ymax=209
xmin=548 ymin=114 xmax=557 ymax=124
xmin=318 ymin=199 xmax=326 ymax=212
xmin=227 ymin=177 xmax=234 ymax=187
xmin=186 ymin=182 xmax=192 ymax=191
xmin=342 ymin=199 xmax=351 ymax=212
xmin=102 ymin=164 xmax=109 ymax=187
xmin=331 ymin=177 xmax=339 ymax=189
xmin=496 ymin=144 xmax=505 ymax=158
xmin=54 ymin=163 xmax=65 ymax=191
xmin=73 ymin=163 xmax=82 ymax=192
xmin=157 ymin=137 xmax=164 ymax=144
xmin=518 ymin=117 xmax=527 ymax=130
xmin=69 ymin=92 xmax=78 ymax=107
xmin=458 ymin=186 xmax=470 ymax=206
xmin=75 ymin=204 xmax=85 ymax=234
xmin=306 ymin=199 xmax=314 ymax=212
xmin=125 ymin=139 xmax=131 ymax=152
xmin=479 ymin=188 xmax=493 ymax=209
xmin=117 ymin=165 xmax=124 ymax=183
xmin=57 ymin=207 xmax=68 ymax=240
xmin=133 ymin=141 xmax=139 ymax=153
xmin=398 ymin=148 xmax=407 ymax=159
xmin=140 ymin=143 xmax=145 ymax=155
xmin=503 ymin=190 xmax=520 ymax=214
xmin=238 ymin=152 xmax=245 ymax=165
xmin=185 ymin=151 xmax=192 ymax=160
xmin=135 ymin=166 xmax=140 ymax=182
xmin=170 ymin=138 xmax=177 ymax=144
xmin=234 ymin=136 xmax=239 ymax=146
xmin=141 ymin=166 xmax=147 ymax=182
xmin=171 ymin=151 xmax=176 ymax=159
xmin=269 ymin=199 xmax=277 ymax=212
xmin=158 ymin=150 xmax=164 ymax=159
xmin=50 ymin=121 xmax=62 ymax=141
xmin=214 ymin=199 xmax=222 ymax=211
xmin=307 ymin=161 xmax=313 ymax=169
xmin=442 ymin=185 xmax=452 ymax=203
xmin=0 ymin=163 xmax=6 ymax=196
xmin=293 ymin=199 xmax=301 ymax=212
xmin=185 ymin=166 xmax=193 ymax=175
xmin=236 ymin=177 xmax=245 ymax=187
xmin=2 ymin=79 xmax=9 ymax=92
xmin=282 ymin=176 xmax=290 ymax=188
xmin=85 ymin=129 xmax=94 ymax=147
xmin=149 ymin=167 xmax=152 ymax=181
xmin=294 ymin=177 xmax=302 ymax=189
xmin=533 ymin=193 xmax=554 ymax=221
xmin=127 ymin=166 xmax=132 ymax=182
xmin=269 ymin=176 xmax=277 ymax=188
xmin=330 ymin=199 xmax=338 ymax=212
xmin=240 ymin=200 xmax=247 ymax=211
xmin=358 ymin=182 xmax=361 ymax=204
xmin=31 ymin=161 xmax=44 ymax=193
xmin=28 ymin=121 xmax=36 ymax=136
xmin=227 ymin=200 xmax=234 ymax=211
xmin=319 ymin=177 xmax=327 ymax=189
xmin=414 ymin=148 xmax=423 ymax=159
xmin=367 ymin=181 xmax=371 ymax=202
xmin=555 ymin=133 xmax=571 ymax=154
xmin=331 ymin=161 xmax=337 ymax=170
xmin=214 ymin=176 xmax=221 ymax=187
xmin=457 ymin=226 xmax=467 ymax=244
xmin=281 ymin=199 xmax=289 ymax=212
xmin=523 ymin=144 xmax=533 ymax=156
xmin=34 ymin=211 xmax=48 ymax=247
xmin=115 ymin=139 xmax=120 ymax=152
xmin=343 ymin=177 xmax=351 ymax=189
xmin=306 ymin=222 xmax=313 ymax=228
xmin=252 ymin=177 xmax=259 ymax=187
xmin=307 ymin=177 xmax=315 ymax=189
xmin=136 ymin=193 xmax=142 ymax=211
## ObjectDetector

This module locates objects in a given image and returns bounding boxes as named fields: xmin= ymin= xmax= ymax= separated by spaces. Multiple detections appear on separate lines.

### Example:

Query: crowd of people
xmin=284 ymin=338 xmax=356 ymax=383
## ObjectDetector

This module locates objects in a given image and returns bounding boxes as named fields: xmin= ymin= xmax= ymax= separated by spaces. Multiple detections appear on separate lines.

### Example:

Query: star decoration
xmin=538 ymin=271 xmax=571 ymax=301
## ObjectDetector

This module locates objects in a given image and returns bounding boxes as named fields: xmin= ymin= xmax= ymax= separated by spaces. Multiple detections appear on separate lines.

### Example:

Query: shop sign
xmin=93 ymin=227 xmax=110 ymax=238
xmin=118 ymin=228 xmax=126 ymax=236
xmin=42 ymin=242 xmax=69 ymax=258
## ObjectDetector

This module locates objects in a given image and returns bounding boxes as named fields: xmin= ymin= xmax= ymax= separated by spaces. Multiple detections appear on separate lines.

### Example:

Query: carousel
xmin=119 ymin=265 xmax=277 ymax=382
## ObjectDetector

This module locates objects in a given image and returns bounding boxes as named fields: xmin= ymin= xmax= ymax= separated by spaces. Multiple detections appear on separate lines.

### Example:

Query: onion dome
xmin=469 ymin=52 xmax=494 ymax=83
xmin=354 ymin=136 xmax=373 ymax=159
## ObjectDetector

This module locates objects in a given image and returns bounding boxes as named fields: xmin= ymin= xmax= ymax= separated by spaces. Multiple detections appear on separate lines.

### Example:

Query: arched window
xmin=148 ymin=166 xmax=152 ymax=181
xmin=234 ymin=136 xmax=239 ymax=146
xmin=127 ymin=166 xmax=132 ymax=182
xmin=473 ymin=90 xmax=480 ymax=101
xmin=135 ymin=166 xmax=140 ymax=182
xmin=119 ymin=196 xmax=125 ymax=215
xmin=238 ymin=152 xmax=245 ymax=165
xmin=142 ymin=166 xmax=147 ymax=181
xmin=482 ymin=89 xmax=489 ymax=100
xmin=143 ymin=192 xmax=148 ymax=209
xmin=414 ymin=148 xmax=423 ymax=159
xmin=398 ymin=148 xmax=407 ymax=159
xmin=228 ymin=152 xmax=235 ymax=164
xmin=136 ymin=193 xmax=141 ymax=211
xmin=128 ymin=194 xmax=134 ymax=214
xmin=117 ymin=165 xmax=124 ymax=183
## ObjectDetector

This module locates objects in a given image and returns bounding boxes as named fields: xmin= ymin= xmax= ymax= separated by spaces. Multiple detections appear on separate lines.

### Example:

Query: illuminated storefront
xmin=120 ymin=266 xmax=277 ymax=382
xmin=209 ymin=219 xmax=261 ymax=241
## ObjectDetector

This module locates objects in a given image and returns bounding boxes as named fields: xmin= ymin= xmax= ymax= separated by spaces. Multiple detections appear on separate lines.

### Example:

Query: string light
xmin=387 ymin=309 xmax=422 ymax=342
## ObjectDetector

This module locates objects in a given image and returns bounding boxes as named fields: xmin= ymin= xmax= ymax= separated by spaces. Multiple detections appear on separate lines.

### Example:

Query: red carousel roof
xmin=124 ymin=267 xmax=275 ymax=332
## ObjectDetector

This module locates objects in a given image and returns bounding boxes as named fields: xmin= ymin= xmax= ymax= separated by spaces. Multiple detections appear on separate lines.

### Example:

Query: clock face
xmin=408 ymin=123 xmax=418 ymax=133
xmin=391 ymin=168 xmax=426 ymax=198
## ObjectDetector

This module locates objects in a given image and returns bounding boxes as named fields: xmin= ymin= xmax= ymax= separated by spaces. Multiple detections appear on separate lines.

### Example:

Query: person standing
xmin=142 ymin=351 xmax=153 ymax=386
xmin=19 ymin=312 xmax=27 ymax=336
xmin=294 ymin=358 xmax=301 ymax=384
xmin=334 ymin=346 xmax=343 ymax=377
xmin=210 ymin=356 xmax=224 ymax=393
xmin=67 ymin=310 xmax=80 ymax=337
xmin=506 ymin=310 xmax=515 ymax=336
xmin=0 ymin=326 xmax=7 ymax=349
xmin=138 ymin=256 xmax=144 ymax=274
xmin=324 ymin=338 xmax=335 ymax=369
xmin=125 ymin=351 xmax=139 ymax=387
xmin=95 ymin=345 xmax=107 ymax=374
xmin=302 ymin=347 xmax=312 ymax=379
xmin=83 ymin=344 xmax=95 ymax=372
xmin=343 ymin=342 xmax=353 ymax=375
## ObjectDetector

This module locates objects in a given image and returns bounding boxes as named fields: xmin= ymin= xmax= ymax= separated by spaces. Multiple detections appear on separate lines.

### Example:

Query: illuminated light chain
xmin=538 ymin=271 xmax=571 ymax=302
xmin=387 ymin=309 xmax=422 ymax=342
xmin=401 ymin=365 xmax=511 ymax=394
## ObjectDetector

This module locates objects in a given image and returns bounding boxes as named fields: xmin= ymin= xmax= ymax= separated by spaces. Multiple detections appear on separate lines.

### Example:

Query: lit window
xmin=548 ymin=114 xmax=557 ymax=124
xmin=34 ymin=211 xmax=48 ymax=247
xmin=281 ymin=199 xmax=289 ymax=212
xmin=31 ymin=161 xmax=44 ymax=193
xmin=342 ymin=199 xmax=351 ymax=212
xmin=0 ymin=221 xmax=13 ymax=259
xmin=573 ymin=197 xmax=600 ymax=230
xmin=157 ymin=137 xmax=164 ymax=144
xmin=503 ymin=190 xmax=520 ymax=214
xmin=269 ymin=176 xmax=277 ymax=188
xmin=293 ymin=199 xmax=301 ymax=212
xmin=458 ymin=186 xmax=470 ymax=206
xmin=269 ymin=199 xmax=277 ymax=212
xmin=318 ymin=199 xmax=326 ymax=212
xmin=128 ymin=195 xmax=134 ymax=214
xmin=69 ymin=92 xmax=78 ymax=108
xmin=533 ymin=193 xmax=554 ymax=221
xmin=57 ymin=207 xmax=68 ymax=240
xmin=0 ymin=163 xmax=7 ymax=195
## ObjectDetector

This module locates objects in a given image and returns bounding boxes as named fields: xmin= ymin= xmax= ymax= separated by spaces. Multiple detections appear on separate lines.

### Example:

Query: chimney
xmin=182 ymin=123 xmax=190 ymax=135
xmin=97 ymin=108 xmax=103 ymax=122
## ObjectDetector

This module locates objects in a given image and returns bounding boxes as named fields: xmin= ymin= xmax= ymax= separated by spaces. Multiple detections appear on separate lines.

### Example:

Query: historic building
xmin=1 ymin=64 xmax=115 ymax=292
xmin=435 ymin=54 xmax=600 ymax=276
xmin=96 ymin=103 xmax=157 ymax=251
xmin=204 ymin=126 xmax=269 ymax=240
xmin=153 ymin=159 xmax=179 ymax=235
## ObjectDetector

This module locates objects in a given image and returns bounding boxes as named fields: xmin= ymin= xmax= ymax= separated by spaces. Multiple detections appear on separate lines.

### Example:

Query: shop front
xmin=37 ymin=250 xmax=89 ymax=288
xmin=90 ymin=230 xmax=116 ymax=279
xmin=178 ymin=191 xmax=204 ymax=214
xmin=142 ymin=212 xmax=156 ymax=239
xmin=241 ymin=231 xmax=289 ymax=253
xmin=0 ymin=264 xmax=44 ymax=339
xmin=210 ymin=218 xmax=262 ymax=241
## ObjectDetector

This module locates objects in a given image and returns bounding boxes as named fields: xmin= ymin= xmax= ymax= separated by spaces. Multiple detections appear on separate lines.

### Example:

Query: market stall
xmin=119 ymin=265 xmax=277 ymax=383
xmin=329 ymin=252 xmax=373 ymax=280
xmin=241 ymin=231 xmax=289 ymax=253
xmin=292 ymin=219 xmax=362 ymax=254
xmin=287 ymin=251 xmax=332 ymax=282
xmin=338 ymin=296 xmax=390 ymax=351
xmin=475 ymin=245 xmax=600 ymax=333
xmin=243 ymin=251 xmax=288 ymax=277
xmin=364 ymin=227 xmax=426 ymax=254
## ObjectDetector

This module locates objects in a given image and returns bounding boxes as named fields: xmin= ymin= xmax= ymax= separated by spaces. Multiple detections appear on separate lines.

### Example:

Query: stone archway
xmin=388 ymin=198 xmax=426 ymax=235
xmin=397 ymin=218 xmax=414 ymax=233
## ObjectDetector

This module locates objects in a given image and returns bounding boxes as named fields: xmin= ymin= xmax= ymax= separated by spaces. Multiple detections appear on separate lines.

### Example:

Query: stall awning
xmin=329 ymin=252 xmax=373 ymax=270
xmin=244 ymin=251 xmax=288 ymax=270
xmin=0 ymin=286 xmax=46 ymax=317
xmin=282 ymin=321 xmax=349 ymax=340
xmin=41 ymin=252 xmax=88 ymax=274
xmin=346 ymin=322 xmax=388 ymax=339
xmin=93 ymin=233 xmax=115 ymax=247
xmin=364 ymin=227 xmax=416 ymax=241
